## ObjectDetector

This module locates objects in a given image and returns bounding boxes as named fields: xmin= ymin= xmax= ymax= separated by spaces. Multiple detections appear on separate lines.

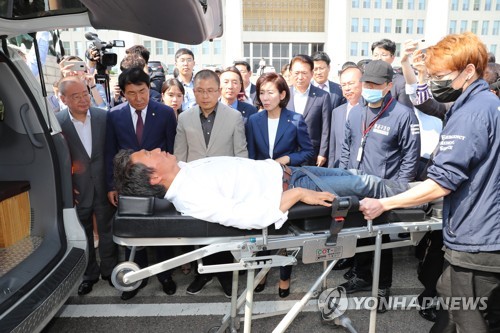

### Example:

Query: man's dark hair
xmin=194 ymin=69 xmax=220 ymax=87
xmin=311 ymin=51 xmax=331 ymax=65
xmin=175 ymin=48 xmax=195 ymax=61
xmin=126 ymin=45 xmax=150 ymax=63
xmin=120 ymin=54 xmax=146 ymax=71
xmin=371 ymin=39 xmax=396 ymax=55
xmin=487 ymin=52 xmax=496 ymax=63
xmin=118 ymin=67 xmax=150 ymax=91
xmin=290 ymin=54 xmax=314 ymax=72
xmin=113 ymin=149 xmax=166 ymax=198
xmin=233 ymin=60 xmax=251 ymax=72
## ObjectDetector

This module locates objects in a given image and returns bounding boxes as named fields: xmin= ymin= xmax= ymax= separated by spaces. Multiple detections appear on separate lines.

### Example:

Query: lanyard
xmin=356 ymin=97 xmax=394 ymax=167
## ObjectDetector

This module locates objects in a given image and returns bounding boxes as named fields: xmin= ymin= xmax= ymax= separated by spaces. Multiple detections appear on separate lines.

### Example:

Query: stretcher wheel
xmin=111 ymin=261 xmax=142 ymax=291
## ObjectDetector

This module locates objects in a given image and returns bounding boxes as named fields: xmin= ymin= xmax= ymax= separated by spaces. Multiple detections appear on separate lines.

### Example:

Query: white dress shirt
xmin=68 ymin=109 xmax=92 ymax=157
xmin=130 ymin=104 xmax=148 ymax=133
xmin=267 ymin=118 xmax=280 ymax=158
xmin=293 ymin=85 xmax=310 ymax=115
xmin=165 ymin=157 xmax=288 ymax=229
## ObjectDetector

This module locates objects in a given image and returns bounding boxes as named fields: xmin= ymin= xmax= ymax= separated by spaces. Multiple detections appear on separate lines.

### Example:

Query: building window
xmin=167 ymin=41 xmax=174 ymax=55
xmin=449 ymin=20 xmax=457 ymax=34
xmin=352 ymin=0 xmax=360 ymax=8
xmin=418 ymin=0 xmax=426 ymax=10
xmin=63 ymin=41 xmax=70 ymax=56
xmin=406 ymin=19 xmax=414 ymax=33
xmin=361 ymin=42 xmax=369 ymax=56
xmin=311 ymin=43 xmax=324 ymax=53
xmin=243 ymin=0 xmax=325 ymax=32
xmin=463 ymin=0 xmax=470 ymax=10
xmin=155 ymin=40 xmax=163 ymax=56
xmin=374 ymin=18 xmax=381 ymax=32
xmin=395 ymin=19 xmax=402 ymax=33
xmin=482 ymin=21 xmax=489 ymax=35
xmin=451 ymin=0 xmax=458 ymax=10
xmin=351 ymin=18 xmax=359 ymax=32
xmin=471 ymin=20 xmax=478 ymax=33
xmin=374 ymin=0 xmax=382 ymax=8
xmin=397 ymin=0 xmax=403 ymax=9
xmin=202 ymin=41 xmax=210 ymax=55
xmin=385 ymin=18 xmax=392 ymax=33
xmin=473 ymin=0 xmax=480 ymax=10
xmin=493 ymin=20 xmax=500 ymax=35
xmin=490 ymin=44 xmax=497 ymax=54
xmin=74 ymin=41 xmax=83 ymax=59
xmin=408 ymin=0 xmax=415 ymax=9
xmin=244 ymin=42 xmax=250 ymax=58
xmin=461 ymin=20 xmax=468 ymax=32
xmin=484 ymin=0 xmax=491 ymax=9
xmin=214 ymin=40 xmax=221 ymax=55
xmin=291 ymin=43 xmax=308 ymax=55
xmin=363 ymin=0 xmax=370 ymax=8
xmin=417 ymin=19 xmax=424 ymax=34
xmin=350 ymin=42 xmax=358 ymax=56
xmin=386 ymin=0 xmax=393 ymax=9
xmin=497 ymin=0 xmax=500 ymax=10
xmin=143 ymin=40 xmax=152 ymax=53
xmin=362 ymin=18 xmax=370 ymax=32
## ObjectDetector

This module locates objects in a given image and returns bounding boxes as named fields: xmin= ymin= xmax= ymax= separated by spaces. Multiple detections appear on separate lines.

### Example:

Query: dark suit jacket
xmin=249 ymin=83 xmax=257 ymax=105
xmin=56 ymin=107 xmax=109 ymax=208
xmin=328 ymin=81 xmax=346 ymax=110
xmin=236 ymin=101 xmax=258 ymax=123
xmin=328 ymin=103 xmax=348 ymax=168
xmin=286 ymin=85 xmax=331 ymax=162
xmin=246 ymin=108 xmax=314 ymax=166
xmin=392 ymin=73 xmax=413 ymax=109
xmin=105 ymin=100 xmax=177 ymax=191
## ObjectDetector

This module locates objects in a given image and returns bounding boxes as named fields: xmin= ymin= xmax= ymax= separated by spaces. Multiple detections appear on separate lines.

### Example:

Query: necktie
xmin=135 ymin=110 xmax=143 ymax=144
xmin=319 ymin=83 xmax=326 ymax=90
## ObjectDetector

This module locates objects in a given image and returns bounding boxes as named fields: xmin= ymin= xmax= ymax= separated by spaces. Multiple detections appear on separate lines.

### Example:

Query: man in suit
xmin=219 ymin=66 xmax=257 ymax=124
xmin=106 ymin=67 xmax=178 ymax=300
xmin=328 ymin=65 xmax=363 ymax=168
xmin=56 ymin=77 xmax=117 ymax=295
xmin=174 ymin=69 xmax=247 ymax=297
xmin=311 ymin=51 xmax=346 ymax=111
xmin=286 ymin=54 xmax=332 ymax=166
xmin=234 ymin=60 xmax=256 ymax=106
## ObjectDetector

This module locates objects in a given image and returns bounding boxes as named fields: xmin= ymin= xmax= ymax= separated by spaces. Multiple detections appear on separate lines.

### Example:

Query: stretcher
xmin=111 ymin=195 xmax=443 ymax=333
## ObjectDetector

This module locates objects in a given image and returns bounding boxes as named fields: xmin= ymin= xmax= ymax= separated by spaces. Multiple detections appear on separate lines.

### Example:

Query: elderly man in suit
xmin=328 ymin=65 xmax=364 ymax=168
xmin=286 ymin=54 xmax=332 ymax=166
xmin=56 ymin=77 xmax=117 ymax=295
xmin=311 ymin=51 xmax=346 ymax=111
xmin=174 ymin=69 xmax=247 ymax=297
xmin=106 ymin=67 xmax=178 ymax=300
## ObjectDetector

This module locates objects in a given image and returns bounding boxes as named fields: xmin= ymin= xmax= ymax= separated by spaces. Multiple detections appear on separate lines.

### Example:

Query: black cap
xmin=360 ymin=60 xmax=393 ymax=84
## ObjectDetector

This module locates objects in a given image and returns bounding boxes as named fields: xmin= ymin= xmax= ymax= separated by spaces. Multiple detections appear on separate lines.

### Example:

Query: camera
xmin=84 ymin=32 xmax=124 ymax=73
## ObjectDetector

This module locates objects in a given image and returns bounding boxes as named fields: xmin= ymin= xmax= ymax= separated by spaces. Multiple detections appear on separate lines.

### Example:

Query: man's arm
xmin=233 ymin=114 xmax=249 ymax=158
xmin=359 ymin=178 xmax=450 ymax=220
xmin=173 ymin=115 xmax=188 ymax=162
xmin=397 ymin=112 xmax=421 ymax=182
xmin=318 ymin=93 xmax=332 ymax=166
xmin=280 ymin=187 xmax=334 ymax=213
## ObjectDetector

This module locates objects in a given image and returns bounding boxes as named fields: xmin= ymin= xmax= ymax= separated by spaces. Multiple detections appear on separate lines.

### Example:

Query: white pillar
xmin=325 ymin=0 xmax=348 ymax=81
xmin=223 ymin=0 xmax=243 ymax=66
xmin=424 ymin=0 xmax=450 ymax=46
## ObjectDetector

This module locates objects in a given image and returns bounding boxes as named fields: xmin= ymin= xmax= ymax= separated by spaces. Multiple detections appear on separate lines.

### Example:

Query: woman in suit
xmin=162 ymin=78 xmax=185 ymax=119
xmin=246 ymin=72 xmax=314 ymax=297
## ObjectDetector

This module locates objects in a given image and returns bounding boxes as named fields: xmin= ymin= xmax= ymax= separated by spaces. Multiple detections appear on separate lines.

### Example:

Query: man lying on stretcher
xmin=113 ymin=148 xmax=409 ymax=229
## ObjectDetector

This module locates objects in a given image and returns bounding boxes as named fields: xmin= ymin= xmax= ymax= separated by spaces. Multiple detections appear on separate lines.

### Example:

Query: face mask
xmin=429 ymin=79 xmax=463 ymax=103
xmin=362 ymin=88 xmax=384 ymax=103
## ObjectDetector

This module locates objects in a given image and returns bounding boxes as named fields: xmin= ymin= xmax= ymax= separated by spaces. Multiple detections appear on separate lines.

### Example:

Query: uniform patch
xmin=373 ymin=124 xmax=390 ymax=136
xmin=410 ymin=124 xmax=420 ymax=135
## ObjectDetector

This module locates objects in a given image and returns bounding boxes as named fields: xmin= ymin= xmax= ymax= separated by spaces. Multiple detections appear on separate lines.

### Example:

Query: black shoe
xmin=218 ymin=277 xmax=233 ymax=299
xmin=419 ymin=307 xmax=438 ymax=322
xmin=162 ymin=278 xmax=177 ymax=295
xmin=340 ymin=277 xmax=371 ymax=294
xmin=278 ymin=287 xmax=290 ymax=298
xmin=333 ymin=258 xmax=354 ymax=270
xmin=78 ymin=279 xmax=98 ymax=295
xmin=343 ymin=267 xmax=356 ymax=280
xmin=120 ymin=279 xmax=148 ymax=301
xmin=377 ymin=288 xmax=390 ymax=313
xmin=186 ymin=275 xmax=213 ymax=295
xmin=254 ymin=281 xmax=266 ymax=293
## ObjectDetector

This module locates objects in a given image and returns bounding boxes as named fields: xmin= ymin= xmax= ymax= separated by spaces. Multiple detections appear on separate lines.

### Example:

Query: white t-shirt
xmin=165 ymin=157 xmax=288 ymax=230
xmin=414 ymin=109 xmax=442 ymax=159
xmin=267 ymin=118 xmax=280 ymax=158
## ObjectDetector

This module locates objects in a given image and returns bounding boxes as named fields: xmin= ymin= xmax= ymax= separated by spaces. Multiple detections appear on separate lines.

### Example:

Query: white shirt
xmin=293 ymin=85 xmax=310 ymax=115
xmin=68 ymin=109 xmax=92 ymax=157
xmin=165 ymin=157 xmax=288 ymax=230
xmin=267 ymin=118 xmax=280 ymax=158
xmin=312 ymin=80 xmax=330 ymax=94
xmin=243 ymin=84 xmax=253 ymax=105
xmin=413 ymin=108 xmax=442 ymax=158
xmin=130 ymin=104 xmax=148 ymax=133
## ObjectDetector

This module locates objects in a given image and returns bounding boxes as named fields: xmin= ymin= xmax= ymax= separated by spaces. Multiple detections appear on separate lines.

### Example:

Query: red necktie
xmin=135 ymin=110 xmax=143 ymax=144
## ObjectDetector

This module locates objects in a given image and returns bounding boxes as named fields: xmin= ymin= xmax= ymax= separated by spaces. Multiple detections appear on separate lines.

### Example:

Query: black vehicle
xmin=0 ymin=1 xmax=222 ymax=332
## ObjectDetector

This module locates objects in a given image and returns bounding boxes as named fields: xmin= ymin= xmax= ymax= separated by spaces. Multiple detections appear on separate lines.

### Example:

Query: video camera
xmin=84 ymin=32 xmax=124 ymax=74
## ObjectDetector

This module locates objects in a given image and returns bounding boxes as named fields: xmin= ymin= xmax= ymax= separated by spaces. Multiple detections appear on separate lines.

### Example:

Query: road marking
xmin=57 ymin=295 xmax=419 ymax=317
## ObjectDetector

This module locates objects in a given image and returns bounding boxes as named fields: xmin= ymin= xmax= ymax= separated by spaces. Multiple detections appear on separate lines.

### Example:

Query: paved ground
xmin=43 ymin=243 xmax=435 ymax=333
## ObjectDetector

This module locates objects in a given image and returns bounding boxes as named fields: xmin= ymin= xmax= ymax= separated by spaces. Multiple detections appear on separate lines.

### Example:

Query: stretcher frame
xmin=112 ymin=205 xmax=442 ymax=333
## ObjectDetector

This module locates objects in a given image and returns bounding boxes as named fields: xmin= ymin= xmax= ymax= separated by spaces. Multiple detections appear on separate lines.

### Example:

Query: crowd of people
xmin=49 ymin=31 xmax=499 ymax=333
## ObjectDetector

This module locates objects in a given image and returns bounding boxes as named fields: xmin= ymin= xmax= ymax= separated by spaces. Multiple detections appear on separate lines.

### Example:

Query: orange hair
xmin=425 ymin=32 xmax=488 ymax=77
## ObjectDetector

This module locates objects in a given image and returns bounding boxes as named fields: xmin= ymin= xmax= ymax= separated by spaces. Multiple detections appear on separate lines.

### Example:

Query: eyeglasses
xmin=427 ymin=71 xmax=454 ymax=81
xmin=69 ymin=92 xmax=91 ymax=101
xmin=194 ymin=88 xmax=219 ymax=95
xmin=177 ymin=57 xmax=194 ymax=64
